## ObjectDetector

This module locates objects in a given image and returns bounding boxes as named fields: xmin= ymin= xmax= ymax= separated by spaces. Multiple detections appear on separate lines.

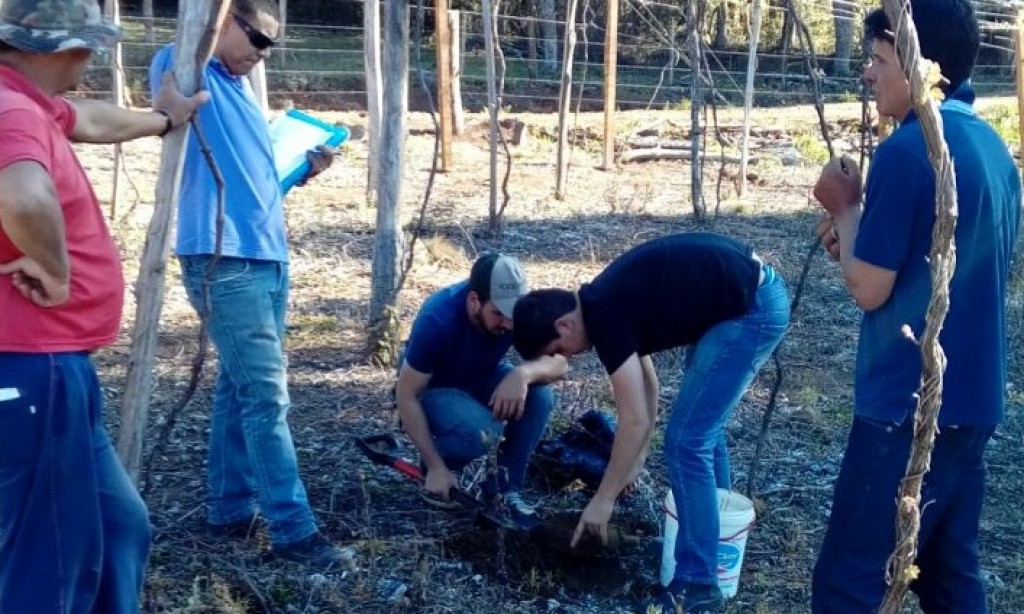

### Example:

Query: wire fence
xmin=83 ymin=1 xmax=1021 ymax=113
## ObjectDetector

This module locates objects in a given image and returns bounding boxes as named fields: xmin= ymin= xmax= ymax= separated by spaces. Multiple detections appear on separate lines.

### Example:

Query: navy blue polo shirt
xmin=853 ymin=84 xmax=1021 ymax=426
xmin=404 ymin=281 xmax=513 ymax=390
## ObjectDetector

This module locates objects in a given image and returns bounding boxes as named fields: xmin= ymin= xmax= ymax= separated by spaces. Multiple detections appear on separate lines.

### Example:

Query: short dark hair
xmin=468 ymin=252 xmax=500 ymax=302
xmin=234 ymin=0 xmax=280 ymax=21
xmin=512 ymin=289 xmax=577 ymax=359
xmin=864 ymin=0 xmax=978 ymax=93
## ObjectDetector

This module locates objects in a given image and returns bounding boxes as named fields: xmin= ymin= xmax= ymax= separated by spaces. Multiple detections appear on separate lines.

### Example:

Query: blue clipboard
xmin=267 ymin=109 xmax=350 ymax=195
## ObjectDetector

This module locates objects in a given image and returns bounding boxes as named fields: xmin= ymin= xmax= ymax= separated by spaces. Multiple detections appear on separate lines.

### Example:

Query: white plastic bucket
xmin=660 ymin=488 xmax=756 ymax=598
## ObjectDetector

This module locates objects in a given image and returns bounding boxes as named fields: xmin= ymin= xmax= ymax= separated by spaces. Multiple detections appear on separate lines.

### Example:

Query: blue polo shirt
xmin=404 ymin=281 xmax=513 ymax=390
xmin=854 ymin=84 xmax=1021 ymax=426
xmin=149 ymin=46 xmax=287 ymax=261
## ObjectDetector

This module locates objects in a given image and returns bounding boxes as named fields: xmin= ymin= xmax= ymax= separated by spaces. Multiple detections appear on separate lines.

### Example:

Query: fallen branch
xmin=620 ymin=147 xmax=746 ymax=165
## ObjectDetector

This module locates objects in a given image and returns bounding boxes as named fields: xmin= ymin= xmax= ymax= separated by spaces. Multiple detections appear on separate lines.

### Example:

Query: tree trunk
xmin=142 ymin=0 xmax=155 ymax=44
xmin=367 ymin=0 xmax=408 ymax=364
xmin=832 ymin=0 xmax=855 ymax=76
xmin=539 ymin=0 xmax=558 ymax=73
xmin=104 ymin=0 xmax=125 ymax=220
xmin=688 ymin=0 xmax=705 ymax=219
xmin=364 ymin=0 xmax=383 ymax=198
xmin=555 ymin=0 xmax=579 ymax=199
xmin=712 ymin=3 xmax=728 ymax=49
xmin=279 ymin=0 xmax=288 ymax=42
xmin=449 ymin=10 xmax=465 ymax=135
xmin=482 ymin=0 xmax=500 ymax=233
xmin=117 ymin=0 xmax=229 ymax=483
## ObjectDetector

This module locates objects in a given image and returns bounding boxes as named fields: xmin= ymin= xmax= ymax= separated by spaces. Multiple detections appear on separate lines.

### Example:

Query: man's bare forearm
xmin=0 ymin=164 xmax=68 ymax=279
xmin=70 ymin=99 xmax=169 ymax=144
xmin=398 ymin=397 xmax=447 ymax=472
xmin=516 ymin=354 xmax=569 ymax=384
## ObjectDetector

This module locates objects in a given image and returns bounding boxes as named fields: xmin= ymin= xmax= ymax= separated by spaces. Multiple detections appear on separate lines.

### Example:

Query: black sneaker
xmin=681 ymin=583 xmax=724 ymax=613
xmin=274 ymin=532 xmax=348 ymax=568
xmin=206 ymin=514 xmax=261 ymax=539
xmin=639 ymin=581 xmax=724 ymax=614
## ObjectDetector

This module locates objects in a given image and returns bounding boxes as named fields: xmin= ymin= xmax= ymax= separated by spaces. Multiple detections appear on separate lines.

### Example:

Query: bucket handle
xmin=660 ymin=502 xmax=755 ymax=543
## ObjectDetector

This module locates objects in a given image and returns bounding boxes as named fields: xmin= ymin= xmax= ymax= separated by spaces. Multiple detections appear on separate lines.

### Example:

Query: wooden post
xmin=367 ymin=0 xmax=409 ymax=355
xmin=104 ymin=0 xmax=125 ymax=220
xmin=248 ymin=62 xmax=270 ymax=116
xmin=449 ymin=10 xmax=465 ymax=135
xmin=602 ymin=0 xmax=619 ymax=170
xmin=117 ymin=0 xmax=230 ymax=482
xmin=481 ymin=0 xmax=499 ymax=222
xmin=1015 ymin=11 xmax=1024 ymax=166
xmin=555 ymin=0 xmax=580 ymax=200
xmin=435 ymin=0 xmax=454 ymax=171
xmin=364 ymin=0 xmax=383 ymax=197
xmin=143 ymin=0 xmax=155 ymax=43
xmin=688 ymin=0 xmax=705 ymax=218
xmin=738 ymin=0 xmax=763 ymax=198
xmin=279 ymin=0 xmax=288 ymax=42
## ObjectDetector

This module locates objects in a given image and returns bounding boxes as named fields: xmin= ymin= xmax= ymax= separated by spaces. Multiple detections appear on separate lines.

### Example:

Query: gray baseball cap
xmin=0 ymin=0 xmax=121 ymax=54
xmin=469 ymin=253 xmax=529 ymax=319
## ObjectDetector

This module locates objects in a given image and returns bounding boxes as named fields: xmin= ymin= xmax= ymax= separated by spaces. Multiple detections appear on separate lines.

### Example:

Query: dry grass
xmin=77 ymin=102 xmax=1024 ymax=613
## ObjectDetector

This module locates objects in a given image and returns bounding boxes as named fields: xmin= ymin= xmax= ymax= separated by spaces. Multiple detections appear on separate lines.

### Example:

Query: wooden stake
xmin=105 ymin=0 xmax=124 ymax=221
xmin=248 ymin=62 xmax=270 ymax=116
xmin=117 ymin=0 xmax=230 ymax=482
xmin=435 ymin=0 xmax=454 ymax=171
xmin=368 ymin=0 xmax=409 ymax=352
xmin=739 ymin=0 xmax=762 ymax=198
xmin=364 ymin=0 xmax=383 ymax=197
xmin=1015 ymin=11 xmax=1024 ymax=167
xmin=481 ymin=0 xmax=499 ymax=220
xmin=555 ymin=0 xmax=580 ymax=200
xmin=449 ymin=10 xmax=465 ymax=136
xmin=602 ymin=0 xmax=619 ymax=170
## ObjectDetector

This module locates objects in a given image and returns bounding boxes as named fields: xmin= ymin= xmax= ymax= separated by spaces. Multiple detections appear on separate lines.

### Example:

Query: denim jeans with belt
xmin=0 ymin=352 xmax=151 ymax=613
xmin=812 ymin=417 xmax=994 ymax=613
xmin=420 ymin=363 xmax=555 ymax=494
xmin=665 ymin=266 xmax=790 ymax=586
xmin=180 ymin=255 xmax=318 ymax=547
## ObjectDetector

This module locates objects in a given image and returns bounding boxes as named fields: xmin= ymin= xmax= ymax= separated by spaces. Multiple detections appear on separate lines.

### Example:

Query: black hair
xmin=863 ymin=0 xmax=978 ymax=93
xmin=468 ymin=252 xmax=500 ymax=303
xmin=234 ymin=0 xmax=280 ymax=20
xmin=512 ymin=289 xmax=577 ymax=359
xmin=0 ymin=41 xmax=17 ymax=53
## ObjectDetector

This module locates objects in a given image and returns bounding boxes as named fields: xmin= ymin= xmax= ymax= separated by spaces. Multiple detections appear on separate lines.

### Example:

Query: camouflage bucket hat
xmin=0 ymin=0 xmax=121 ymax=53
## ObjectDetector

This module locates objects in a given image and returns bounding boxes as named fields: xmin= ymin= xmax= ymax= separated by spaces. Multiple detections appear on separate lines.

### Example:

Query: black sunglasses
xmin=233 ymin=13 xmax=277 ymax=50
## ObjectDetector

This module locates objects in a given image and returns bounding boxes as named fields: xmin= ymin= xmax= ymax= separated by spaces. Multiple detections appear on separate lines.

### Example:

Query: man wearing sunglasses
xmin=148 ymin=0 xmax=344 ymax=568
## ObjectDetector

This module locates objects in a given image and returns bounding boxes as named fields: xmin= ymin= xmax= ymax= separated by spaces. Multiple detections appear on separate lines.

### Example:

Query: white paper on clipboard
xmin=266 ymin=110 xmax=349 ymax=194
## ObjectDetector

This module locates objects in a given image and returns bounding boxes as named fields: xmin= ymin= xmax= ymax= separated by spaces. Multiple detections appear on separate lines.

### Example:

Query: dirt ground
xmin=77 ymin=101 xmax=1024 ymax=613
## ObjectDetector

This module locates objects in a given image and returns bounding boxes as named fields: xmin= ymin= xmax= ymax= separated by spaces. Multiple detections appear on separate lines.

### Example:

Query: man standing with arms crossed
xmin=0 ymin=0 xmax=207 ymax=610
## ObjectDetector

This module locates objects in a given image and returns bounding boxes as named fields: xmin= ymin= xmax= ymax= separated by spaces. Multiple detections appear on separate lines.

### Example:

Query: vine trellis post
xmin=877 ymin=0 xmax=959 ymax=608
xmin=117 ymin=0 xmax=230 ymax=483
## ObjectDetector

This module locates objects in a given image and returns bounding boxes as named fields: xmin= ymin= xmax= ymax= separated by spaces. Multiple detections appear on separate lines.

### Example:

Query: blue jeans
xmin=0 ymin=353 xmax=150 ymax=613
xmin=180 ymin=256 xmax=318 ymax=547
xmin=665 ymin=268 xmax=790 ymax=586
xmin=812 ymin=417 xmax=994 ymax=613
xmin=421 ymin=363 xmax=555 ymax=493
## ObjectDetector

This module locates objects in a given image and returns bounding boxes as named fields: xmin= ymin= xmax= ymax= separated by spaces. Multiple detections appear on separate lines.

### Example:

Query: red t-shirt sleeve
xmin=54 ymin=96 xmax=76 ymax=137
xmin=0 ymin=106 xmax=53 ymax=173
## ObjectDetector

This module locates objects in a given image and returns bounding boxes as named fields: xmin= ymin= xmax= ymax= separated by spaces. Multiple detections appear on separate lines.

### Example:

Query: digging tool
xmin=355 ymin=433 xmax=540 ymax=533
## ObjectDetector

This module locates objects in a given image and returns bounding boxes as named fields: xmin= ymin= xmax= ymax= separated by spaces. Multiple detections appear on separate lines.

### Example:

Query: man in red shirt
xmin=0 ymin=0 xmax=206 ymax=611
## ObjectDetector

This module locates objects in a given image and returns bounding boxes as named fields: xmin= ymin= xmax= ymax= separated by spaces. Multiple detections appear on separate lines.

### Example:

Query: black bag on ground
xmin=533 ymin=409 xmax=617 ymax=490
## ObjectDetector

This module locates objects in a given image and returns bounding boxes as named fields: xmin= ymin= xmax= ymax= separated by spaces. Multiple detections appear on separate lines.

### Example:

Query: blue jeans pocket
xmin=0 ymin=388 xmax=41 ymax=466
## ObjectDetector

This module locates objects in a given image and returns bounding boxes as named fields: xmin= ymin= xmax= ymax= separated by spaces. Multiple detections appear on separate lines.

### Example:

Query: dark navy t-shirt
xmin=404 ymin=281 xmax=513 ymax=390
xmin=854 ymin=85 xmax=1021 ymax=426
xmin=579 ymin=233 xmax=761 ymax=375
